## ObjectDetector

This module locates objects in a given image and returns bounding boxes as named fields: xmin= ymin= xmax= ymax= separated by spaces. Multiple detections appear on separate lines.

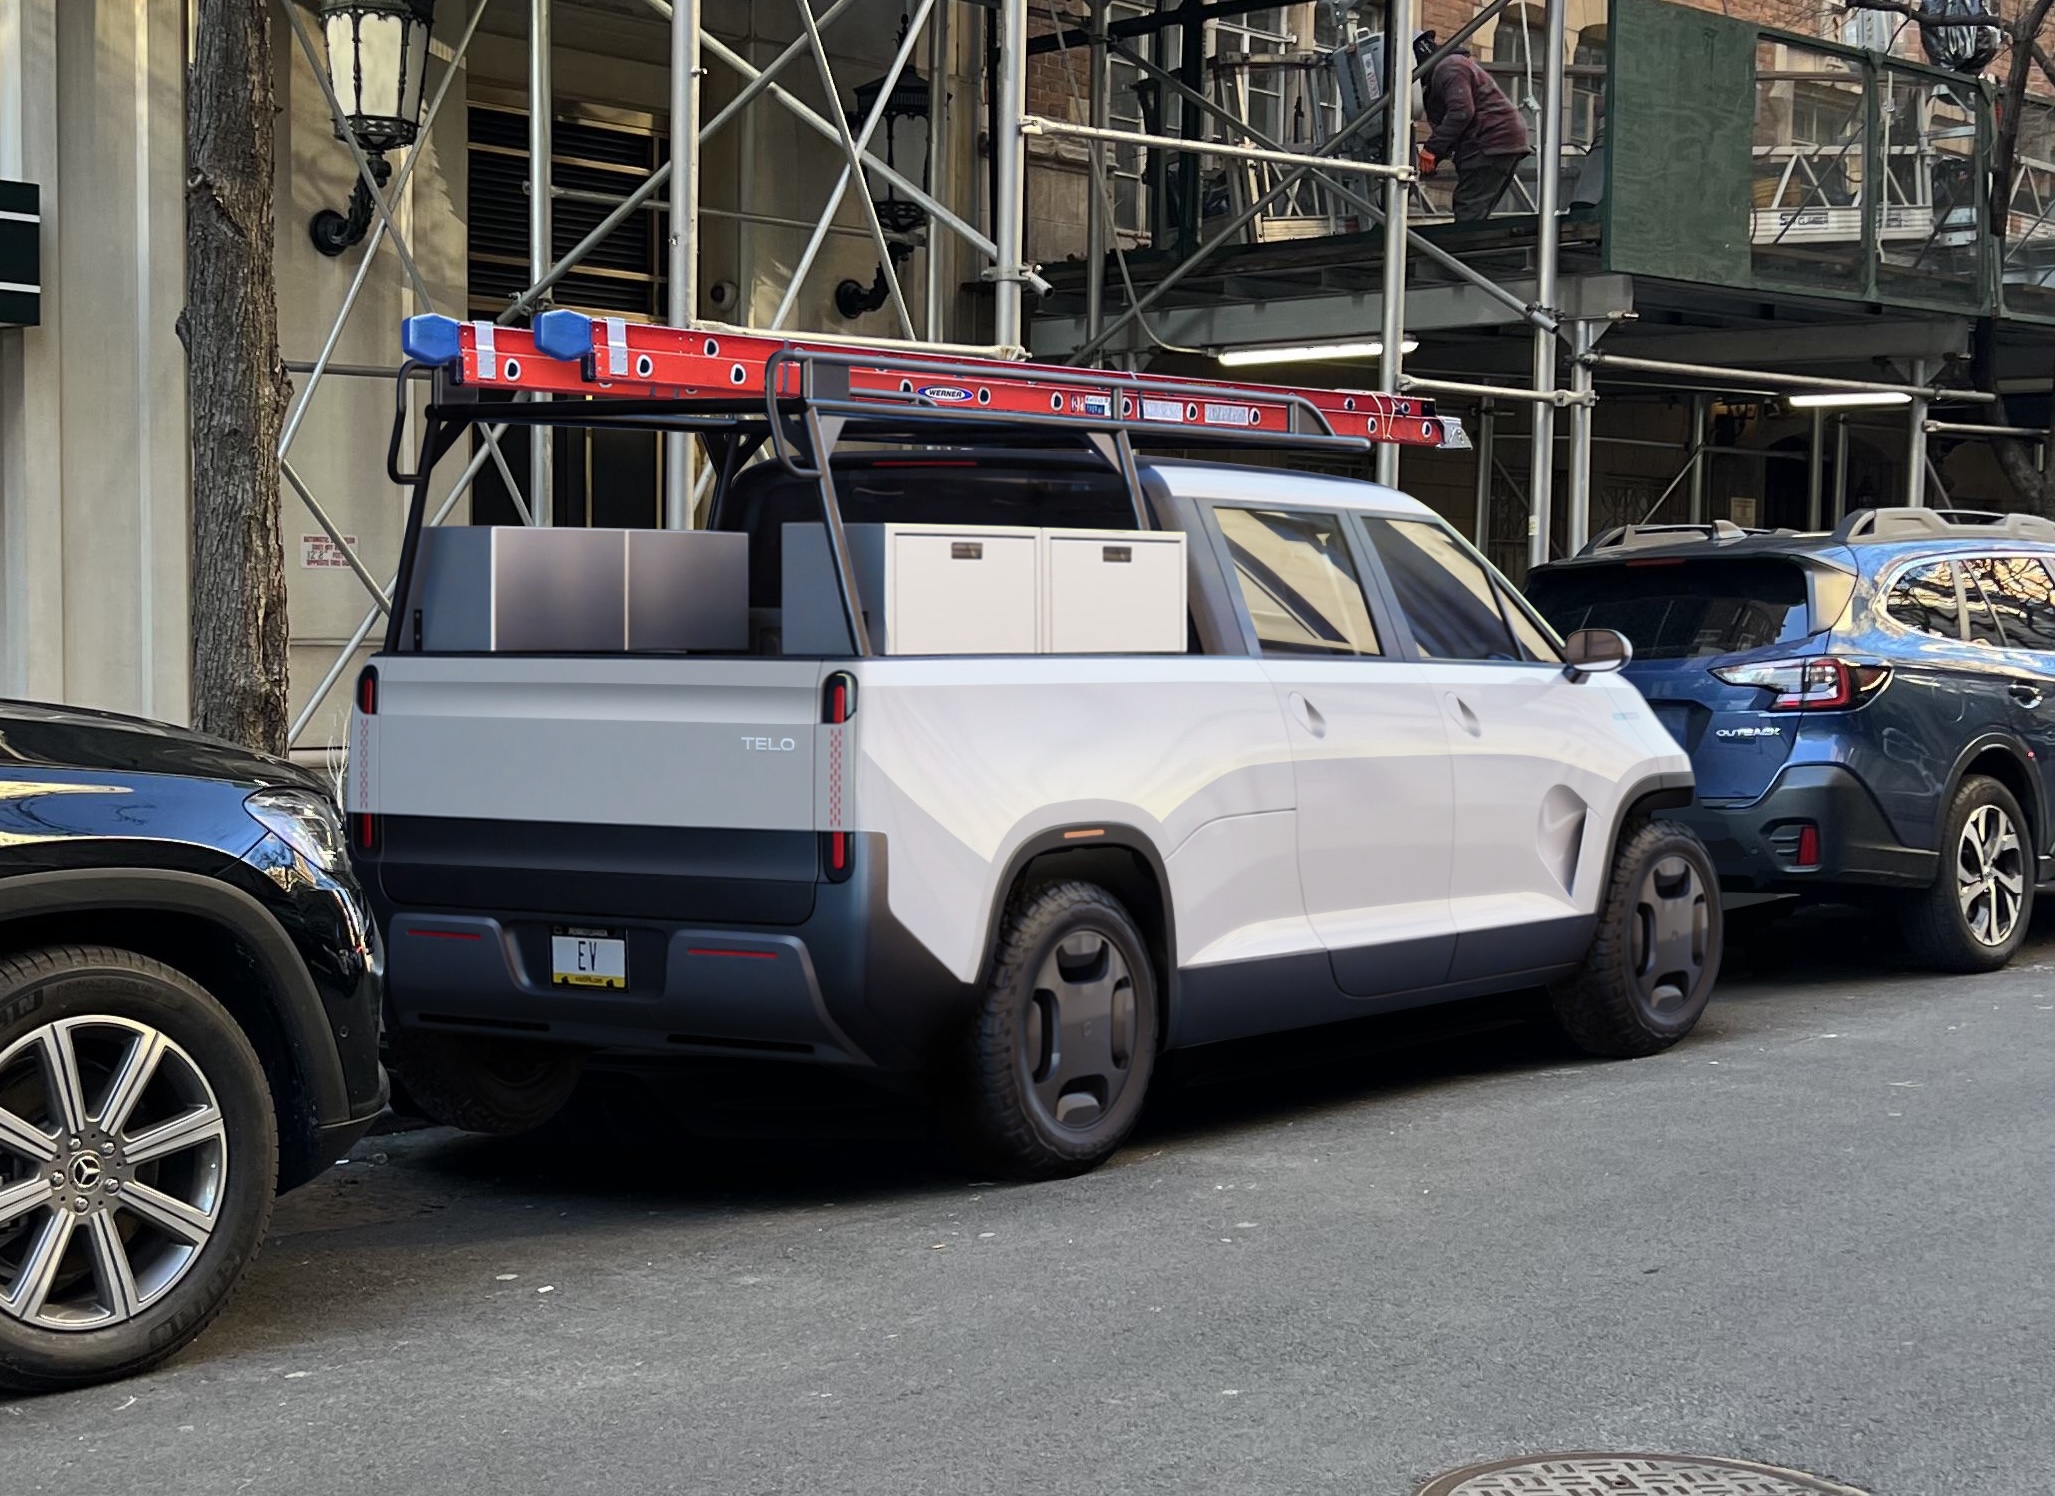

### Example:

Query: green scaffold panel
xmin=1605 ymin=0 xmax=1757 ymax=286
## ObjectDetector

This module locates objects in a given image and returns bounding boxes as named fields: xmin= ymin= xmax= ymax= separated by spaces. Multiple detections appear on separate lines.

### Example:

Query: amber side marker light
xmin=1063 ymin=828 xmax=1106 ymax=840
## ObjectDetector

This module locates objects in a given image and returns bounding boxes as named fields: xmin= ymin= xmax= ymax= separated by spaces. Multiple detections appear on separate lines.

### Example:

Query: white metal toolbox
xmin=1041 ymin=528 xmax=1187 ymax=653
xmin=846 ymin=523 xmax=1042 ymax=655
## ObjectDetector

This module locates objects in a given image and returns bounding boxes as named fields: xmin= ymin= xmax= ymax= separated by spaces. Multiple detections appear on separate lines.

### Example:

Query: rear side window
xmin=1964 ymin=556 xmax=2055 ymax=650
xmin=1361 ymin=517 xmax=1524 ymax=662
xmin=1524 ymin=557 xmax=1812 ymax=660
xmin=1884 ymin=561 xmax=1961 ymax=638
xmin=1215 ymin=507 xmax=1381 ymax=656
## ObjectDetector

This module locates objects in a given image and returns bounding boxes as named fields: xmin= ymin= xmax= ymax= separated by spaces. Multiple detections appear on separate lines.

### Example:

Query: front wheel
xmin=1551 ymin=819 xmax=1723 ymax=1058
xmin=0 ymin=946 xmax=278 ymax=1392
xmin=947 ymin=881 xmax=1159 ymax=1180
xmin=1902 ymin=773 xmax=2033 ymax=974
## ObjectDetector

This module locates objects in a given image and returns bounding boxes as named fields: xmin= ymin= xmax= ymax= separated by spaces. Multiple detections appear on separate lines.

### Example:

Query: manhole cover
xmin=1417 ymin=1454 xmax=1870 ymax=1496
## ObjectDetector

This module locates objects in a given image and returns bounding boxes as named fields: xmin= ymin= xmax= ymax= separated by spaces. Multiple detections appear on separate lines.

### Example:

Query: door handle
xmin=2010 ymin=681 xmax=2044 ymax=708
xmin=1287 ymin=691 xmax=1327 ymax=738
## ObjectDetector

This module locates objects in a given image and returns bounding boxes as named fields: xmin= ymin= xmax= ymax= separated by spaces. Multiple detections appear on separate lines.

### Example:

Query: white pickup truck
xmin=348 ymin=316 xmax=1716 ymax=1177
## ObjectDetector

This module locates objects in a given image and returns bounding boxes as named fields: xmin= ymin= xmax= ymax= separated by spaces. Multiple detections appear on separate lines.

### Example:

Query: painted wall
xmin=0 ymin=0 xmax=189 ymax=722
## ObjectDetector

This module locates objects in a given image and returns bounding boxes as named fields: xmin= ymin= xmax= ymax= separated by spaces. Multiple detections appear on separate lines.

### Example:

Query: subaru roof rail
xmin=1832 ymin=506 xmax=2055 ymax=545
xmin=1576 ymin=520 xmax=1796 ymax=558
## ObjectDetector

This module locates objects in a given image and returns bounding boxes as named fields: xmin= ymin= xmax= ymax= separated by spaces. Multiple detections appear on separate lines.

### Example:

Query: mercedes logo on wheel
xmin=70 ymin=1154 xmax=104 ymax=1190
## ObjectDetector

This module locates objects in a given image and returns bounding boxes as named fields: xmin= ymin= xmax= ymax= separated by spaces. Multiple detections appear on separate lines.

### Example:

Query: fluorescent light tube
xmin=1786 ymin=390 xmax=1913 ymax=409
xmin=1216 ymin=338 xmax=1419 ymax=368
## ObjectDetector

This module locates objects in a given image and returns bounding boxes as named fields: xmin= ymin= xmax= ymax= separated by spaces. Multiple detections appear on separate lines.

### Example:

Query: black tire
xmin=388 ymin=1029 xmax=583 ymax=1136
xmin=1551 ymin=819 xmax=1723 ymax=1058
xmin=1902 ymin=773 xmax=2033 ymax=974
xmin=947 ymin=881 xmax=1159 ymax=1180
xmin=0 ymin=946 xmax=278 ymax=1393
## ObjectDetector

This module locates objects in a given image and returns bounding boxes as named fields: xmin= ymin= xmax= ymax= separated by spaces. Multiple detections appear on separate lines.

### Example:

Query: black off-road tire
xmin=947 ymin=881 xmax=1159 ymax=1180
xmin=0 ymin=946 xmax=278 ymax=1393
xmin=1902 ymin=773 xmax=2034 ymax=974
xmin=1551 ymin=819 xmax=1723 ymax=1058
xmin=388 ymin=1029 xmax=583 ymax=1136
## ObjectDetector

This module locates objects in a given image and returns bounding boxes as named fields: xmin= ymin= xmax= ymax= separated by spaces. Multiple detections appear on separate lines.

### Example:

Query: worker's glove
xmin=1416 ymin=149 xmax=1439 ymax=177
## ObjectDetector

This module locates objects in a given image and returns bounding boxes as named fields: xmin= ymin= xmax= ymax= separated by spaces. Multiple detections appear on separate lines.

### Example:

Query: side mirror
xmin=1563 ymin=627 xmax=1632 ymax=682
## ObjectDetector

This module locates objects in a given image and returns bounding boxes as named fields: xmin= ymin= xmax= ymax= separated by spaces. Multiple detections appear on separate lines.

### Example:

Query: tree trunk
xmin=185 ymin=0 xmax=291 ymax=754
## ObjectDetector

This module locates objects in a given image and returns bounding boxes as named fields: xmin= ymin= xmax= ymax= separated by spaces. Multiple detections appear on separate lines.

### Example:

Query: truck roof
xmin=1143 ymin=459 xmax=1433 ymax=519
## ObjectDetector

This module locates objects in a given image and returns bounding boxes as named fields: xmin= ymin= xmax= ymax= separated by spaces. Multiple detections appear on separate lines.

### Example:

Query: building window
xmin=466 ymin=103 xmax=667 ymax=528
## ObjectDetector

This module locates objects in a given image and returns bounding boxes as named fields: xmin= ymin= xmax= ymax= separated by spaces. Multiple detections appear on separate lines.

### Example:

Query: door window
xmin=1966 ymin=556 xmax=2055 ymax=650
xmin=1361 ymin=517 xmax=1522 ymax=662
xmin=1495 ymin=578 xmax=1564 ymax=663
xmin=1214 ymin=507 xmax=1381 ymax=656
xmin=1883 ymin=560 xmax=1960 ymax=638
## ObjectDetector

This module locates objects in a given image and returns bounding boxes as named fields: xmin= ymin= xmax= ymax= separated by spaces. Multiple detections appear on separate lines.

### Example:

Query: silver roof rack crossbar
xmin=1833 ymin=507 xmax=2055 ymax=544
xmin=1576 ymin=519 xmax=1792 ymax=558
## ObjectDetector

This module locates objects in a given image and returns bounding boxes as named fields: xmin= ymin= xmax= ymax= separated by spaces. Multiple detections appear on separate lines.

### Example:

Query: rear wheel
xmin=1902 ymin=774 xmax=2033 ymax=974
xmin=0 ymin=947 xmax=277 ymax=1392
xmin=388 ymin=1030 xmax=583 ymax=1136
xmin=948 ymin=881 xmax=1158 ymax=1180
xmin=1551 ymin=820 xmax=1722 ymax=1058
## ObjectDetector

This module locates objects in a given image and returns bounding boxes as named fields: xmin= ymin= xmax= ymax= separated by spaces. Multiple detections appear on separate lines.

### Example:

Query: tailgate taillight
xmin=1709 ymin=656 xmax=1890 ymax=710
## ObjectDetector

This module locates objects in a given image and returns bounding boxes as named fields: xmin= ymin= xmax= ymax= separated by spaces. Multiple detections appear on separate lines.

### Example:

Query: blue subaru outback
xmin=1526 ymin=506 xmax=2055 ymax=973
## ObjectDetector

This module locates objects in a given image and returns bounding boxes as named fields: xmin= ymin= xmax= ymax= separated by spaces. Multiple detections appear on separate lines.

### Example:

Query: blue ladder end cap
xmin=534 ymin=309 xmax=595 ymax=363
xmin=400 ymin=313 xmax=463 ymax=367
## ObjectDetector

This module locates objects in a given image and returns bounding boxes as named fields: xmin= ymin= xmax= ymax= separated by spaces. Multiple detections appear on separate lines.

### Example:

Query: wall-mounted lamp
xmin=309 ymin=0 xmax=435 ymax=257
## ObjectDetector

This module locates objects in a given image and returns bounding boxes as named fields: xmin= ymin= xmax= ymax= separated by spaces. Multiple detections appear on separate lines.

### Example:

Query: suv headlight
xmin=245 ymin=788 xmax=348 ymax=872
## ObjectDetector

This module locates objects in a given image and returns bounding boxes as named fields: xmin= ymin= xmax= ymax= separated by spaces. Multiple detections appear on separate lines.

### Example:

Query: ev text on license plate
xmin=551 ymin=927 xmax=626 ymax=989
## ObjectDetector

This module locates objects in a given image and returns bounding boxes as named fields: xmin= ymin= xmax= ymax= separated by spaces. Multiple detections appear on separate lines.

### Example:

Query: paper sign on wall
xmin=301 ymin=535 xmax=359 ymax=569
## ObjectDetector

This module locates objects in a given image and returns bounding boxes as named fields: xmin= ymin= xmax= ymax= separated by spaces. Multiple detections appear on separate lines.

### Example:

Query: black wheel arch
xmin=0 ymin=868 xmax=352 ymax=1189
xmin=1940 ymin=733 xmax=2042 ymax=861
xmin=1605 ymin=770 xmax=1698 ymax=871
xmin=975 ymin=824 xmax=1178 ymax=1050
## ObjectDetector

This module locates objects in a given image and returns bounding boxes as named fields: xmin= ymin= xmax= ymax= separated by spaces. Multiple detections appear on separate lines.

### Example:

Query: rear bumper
xmin=1675 ymin=762 xmax=1936 ymax=893
xmin=368 ymin=833 xmax=968 ymax=1073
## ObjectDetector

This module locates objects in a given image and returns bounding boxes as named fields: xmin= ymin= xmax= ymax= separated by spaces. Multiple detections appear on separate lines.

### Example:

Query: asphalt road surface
xmin=4 ymin=908 xmax=2051 ymax=1496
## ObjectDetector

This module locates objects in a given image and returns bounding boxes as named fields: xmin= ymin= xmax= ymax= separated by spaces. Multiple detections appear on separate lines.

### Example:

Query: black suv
xmin=0 ymin=701 xmax=385 ymax=1390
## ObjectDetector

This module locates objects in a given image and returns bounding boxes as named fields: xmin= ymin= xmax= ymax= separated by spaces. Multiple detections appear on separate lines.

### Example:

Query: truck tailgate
xmin=359 ymin=656 xmax=823 ymax=831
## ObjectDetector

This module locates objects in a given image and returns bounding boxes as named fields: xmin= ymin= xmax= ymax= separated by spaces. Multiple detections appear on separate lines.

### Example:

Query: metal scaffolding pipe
xmin=927 ymin=0 xmax=951 ymax=341
xmin=1526 ymin=0 xmax=1565 ymax=570
xmin=1022 ymin=117 xmax=1413 ymax=178
xmin=1924 ymin=420 xmax=2049 ymax=438
xmin=1376 ymin=0 xmax=1412 ymax=490
xmin=993 ymin=0 xmax=1030 ymax=347
xmin=1473 ymin=402 xmax=1497 ymax=549
xmin=530 ymin=0 xmax=553 ymax=526
xmin=1084 ymin=0 xmax=1110 ymax=346
xmin=1400 ymin=376 xmax=1586 ymax=405
xmin=666 ymin=0 xmax=700 ymax=528
xmin=1905 ymin=359 xmax=1931 ymax=508
xmin=1565 ymin=322 xmax=1593 ymax=550
xmin=1688 ymin=394 xmax=1708 ymax=522
xmin=1807 ymin=408 xmax=1825 ymax=530
xmin=1833 ymin=414 xmax=1850 ymax=521
xmin=1584 ymin=352 xmax=1998 ymax=402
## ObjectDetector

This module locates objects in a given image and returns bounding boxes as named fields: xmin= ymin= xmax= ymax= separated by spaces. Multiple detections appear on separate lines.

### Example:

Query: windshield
xmin=1524 ymin=557 xmax=1814 ymax=660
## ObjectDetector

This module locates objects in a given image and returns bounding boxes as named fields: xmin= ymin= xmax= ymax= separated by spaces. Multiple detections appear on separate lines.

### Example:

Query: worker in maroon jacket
xmin=1413 ymin=30 xmax=1532 ymax=223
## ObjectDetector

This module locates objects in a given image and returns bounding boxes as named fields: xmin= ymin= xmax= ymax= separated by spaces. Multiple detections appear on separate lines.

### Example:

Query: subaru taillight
xmin=1709 ymin=656 xmax=1890 ymax=710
